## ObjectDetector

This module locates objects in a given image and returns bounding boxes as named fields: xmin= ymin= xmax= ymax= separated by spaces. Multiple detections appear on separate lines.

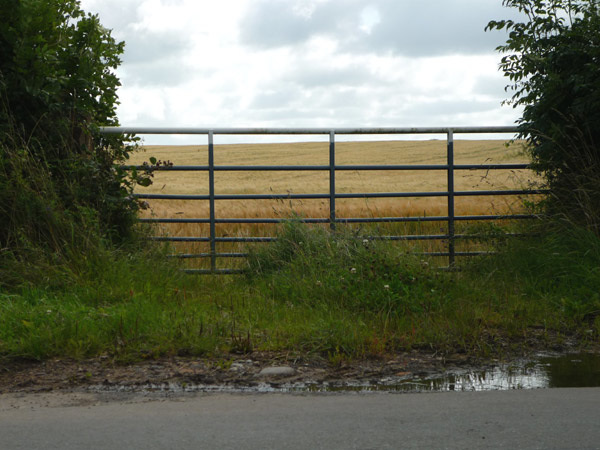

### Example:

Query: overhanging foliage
xmin=487 ymin=0 xmax=600 ymax=232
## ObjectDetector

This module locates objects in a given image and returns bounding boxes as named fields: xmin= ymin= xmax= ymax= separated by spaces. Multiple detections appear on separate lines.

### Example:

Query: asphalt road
xmin=1 ymin=388 xmax=599 ymax=449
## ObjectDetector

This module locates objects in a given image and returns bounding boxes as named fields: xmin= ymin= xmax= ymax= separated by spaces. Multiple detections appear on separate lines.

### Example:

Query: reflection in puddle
xmin=88 ymin=353 xmax=600 ymax=394
xmin=317 ymin=353 xmax=600 ymax=393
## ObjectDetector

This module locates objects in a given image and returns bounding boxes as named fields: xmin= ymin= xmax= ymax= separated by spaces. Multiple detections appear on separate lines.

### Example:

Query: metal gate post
xmin=447 ymin=129 xmax=456 ymax=266
xmin=329 ymin=130 xmax=336 ymax=231
xmin=208 ymin=131 xmax=216 ymax=272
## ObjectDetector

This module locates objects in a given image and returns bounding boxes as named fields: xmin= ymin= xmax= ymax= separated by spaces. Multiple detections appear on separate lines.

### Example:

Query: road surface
xmin=1 ymin=388 xmax=599 ymax=449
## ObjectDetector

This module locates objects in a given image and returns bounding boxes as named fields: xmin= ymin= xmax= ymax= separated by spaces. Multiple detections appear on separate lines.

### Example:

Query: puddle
xmin=331 ymin=352 xmax=600 ymax=393
xmin=87 ymin=353 xmax=600 ymax=395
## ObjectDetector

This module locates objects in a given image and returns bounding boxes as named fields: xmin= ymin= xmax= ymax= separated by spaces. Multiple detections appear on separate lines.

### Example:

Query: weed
xmin=1 ymin=217 xmax=598 ymax=362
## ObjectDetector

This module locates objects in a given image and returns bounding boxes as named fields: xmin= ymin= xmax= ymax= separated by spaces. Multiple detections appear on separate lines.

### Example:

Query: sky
xmin=79 ymin=0 xmax=525 ymax=144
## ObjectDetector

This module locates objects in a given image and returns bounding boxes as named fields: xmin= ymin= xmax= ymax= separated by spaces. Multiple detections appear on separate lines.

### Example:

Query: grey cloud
xmin=250 ymin=82 xmax=371 ymax=114
xmin=240 ymin=1 xmax=334 ymax=48
xmin=116 ymin=28 xmax=194 ymax=88
xmin=240 ymin=0 xmax=525 ymax=57
xmin=220 ymin=87 xmax=506 ymax=129
xmin=408 ymin=99 xmax=501 ymax=117
xmin=248 ymin=84 xmax=391 ymax=126
xmin=82 ymin=1 xmax=190 ymax=65
xmin=249 ymin=108 xmax=336 ymax=123
xmin=472 ymin=74 xmax=509 ymax=98
xmin=83 ymin=0 xmax=141 ymax=32
xmin=251 ymin=88 xmax=301 ymax=109
xmin=219 ymin=94 xmax=249 ymax=110
xmin=120 ymin=60 xmax=192 ymax=87
xmin=320 ymin=88 xmax=367 ymax=109
xmin=160 ymin=0 xmax=186 ymax=6
xmin=122 ymin=30 xmax=189 ymax=64
xmin=285 ymin=65 xmax=375 ymax=88
xmin=373 ymin=96 xmax=505 ymax=125
xmin=352 ymin=0 xmax=520 ymax=57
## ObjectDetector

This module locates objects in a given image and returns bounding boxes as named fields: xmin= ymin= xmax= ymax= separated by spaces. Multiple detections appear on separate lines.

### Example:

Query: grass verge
xmin=1 ymin=220 xmax=599 ymax=363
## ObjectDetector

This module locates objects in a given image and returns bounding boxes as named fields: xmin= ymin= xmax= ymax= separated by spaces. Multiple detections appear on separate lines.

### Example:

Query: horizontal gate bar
xmin=455 ymin=163 xmax=530 ymax=170
xmin=139 ymin=214 xmax=536 ymax=224
xmin=122 ymin=163 xmax=531 ymax=172
xmin=124 ymin=164 xmax=449 ymax=171
xmin=153 ymin=234 xmax=451 ymax=242
xmin=134 ymin=190 xmax=545 ymax=201
xmin=172 ymin=251 xmax=494 ymax=260
xmin=416 ymin=251 xmax=495 ymax=257
xmin=140 ymin=218 xmax=329 ymax=224
xmin=170 ymin=253 xmax=249 ymax=258
xmin=184 ymin=269 xmax=244 ymax=275
xmin=149 ymin=232 xmax=526 ymax=243
xmin=101 ymin=126 xmax=519 ymax=135
xmin=134 ymin=193 xmax=446 ymax=200
xmin=149 ymin=236 xmax=276 ymax=242
xmin=455 ymin=189 xmax=547 ymax=196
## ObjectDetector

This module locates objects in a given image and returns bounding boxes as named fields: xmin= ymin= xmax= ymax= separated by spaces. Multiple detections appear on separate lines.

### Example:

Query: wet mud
xmin=2 ymin=351 xmax=599 ymax=395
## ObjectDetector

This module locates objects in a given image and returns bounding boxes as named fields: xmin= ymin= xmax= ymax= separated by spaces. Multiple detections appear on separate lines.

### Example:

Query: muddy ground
xmin=0 ymin=351 xmax=479 ymax=394
xmin=1 ymin=331 xmax=596 ymax=394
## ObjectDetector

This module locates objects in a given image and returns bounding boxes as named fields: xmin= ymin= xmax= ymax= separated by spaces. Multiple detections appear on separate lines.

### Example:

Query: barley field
xmin=128 ymin=139 xmax=541 ymax=266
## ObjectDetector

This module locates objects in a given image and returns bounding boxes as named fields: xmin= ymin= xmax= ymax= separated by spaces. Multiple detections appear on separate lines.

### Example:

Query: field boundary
xmin=100 ymin=126 xmax=545 ymax=273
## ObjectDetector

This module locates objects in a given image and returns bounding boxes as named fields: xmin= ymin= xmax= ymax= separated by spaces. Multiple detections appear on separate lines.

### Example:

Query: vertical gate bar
xmin=329 ymin=130 xmax=336 ymax=231
xmin=208 ymin=131 xmax=216 ymax=272
xmin=447 ymin=129 xmax=455 ymax=267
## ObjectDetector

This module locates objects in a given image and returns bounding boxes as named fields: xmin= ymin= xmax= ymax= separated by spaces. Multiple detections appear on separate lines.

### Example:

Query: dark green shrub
xmin=0 ymin=0 xmax=148 ymax=246
xmin=487 ymin=0 xmax=600 ymax=233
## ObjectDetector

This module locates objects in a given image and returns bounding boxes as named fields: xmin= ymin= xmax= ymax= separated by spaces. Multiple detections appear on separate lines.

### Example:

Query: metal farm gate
xmin=100 ymin=126 xmax=543 ymax=274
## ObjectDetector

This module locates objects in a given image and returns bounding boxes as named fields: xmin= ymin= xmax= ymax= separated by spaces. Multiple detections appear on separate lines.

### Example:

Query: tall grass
xmin=242 ymin=220 xmax=600 ymax=356
xmin=0 ymin=135 xmax=99 ymax=288
xmin=463 ymin=220 xmax=600 ymax=321
xmin=3 ymin=218 xmax=597 ymax=363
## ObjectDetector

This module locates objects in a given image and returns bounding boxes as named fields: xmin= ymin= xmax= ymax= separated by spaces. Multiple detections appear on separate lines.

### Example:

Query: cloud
xmin=78 ymin=0 xmax=522 ymax=145
xmin=284 ymin=64 xmax=375 ymax=88
xmin=239 ymin=0 xmax=524 ymax=57
xmin=120 ymin=60 xmax=193 ymax=87
xmin=352 ymin=0 xmax=521 ymax=57
xmin=121 ymin=29 xmax=189 ymax=64
xmin=240 ymin=0 xmax=331 ymax=48
xmin=81 ymin=0 xmax=141 ymax=31
xmin=250 ymin=88 xmax=301 ymax=109
xmin=472 ymin=73 xmax=510 ymax=99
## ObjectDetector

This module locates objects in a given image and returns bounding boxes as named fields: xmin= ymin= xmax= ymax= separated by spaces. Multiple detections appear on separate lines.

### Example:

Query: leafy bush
xmin=487 ymin=0 xmax=600 ymax=233
xmin=0 ymin=0 xmax=147 ymax=246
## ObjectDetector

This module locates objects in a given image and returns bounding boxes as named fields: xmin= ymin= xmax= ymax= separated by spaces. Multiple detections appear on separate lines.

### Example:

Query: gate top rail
xmin=100 ymin=126 xmax=519 ymax=135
